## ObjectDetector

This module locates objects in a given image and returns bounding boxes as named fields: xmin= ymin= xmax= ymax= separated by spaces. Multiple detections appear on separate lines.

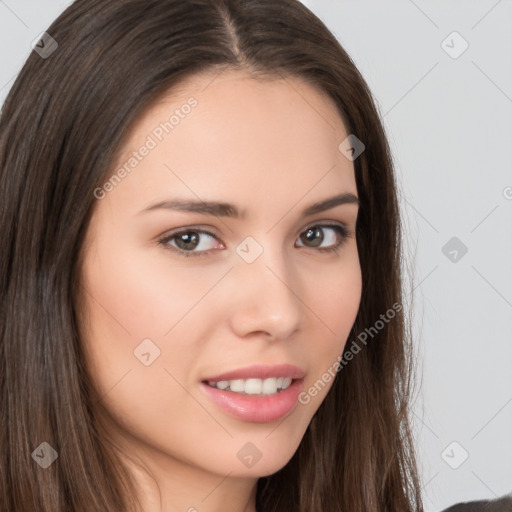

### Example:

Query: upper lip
xmin=202 ymin=364 xmax=305 ymax=383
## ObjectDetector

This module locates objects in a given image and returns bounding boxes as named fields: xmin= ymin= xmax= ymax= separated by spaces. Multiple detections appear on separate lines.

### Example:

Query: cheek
xmin=332 ymin=257 xmax=362 ymax=336
xmin=299 ymin=249 xmax=362 ymax=404
xmin=78 ymin=236 xmax=217 ymax=409
xmin=80 ymin=234 xmax=223 ymax=343
xmin=307 ymin=246 xmax=362 ymax=340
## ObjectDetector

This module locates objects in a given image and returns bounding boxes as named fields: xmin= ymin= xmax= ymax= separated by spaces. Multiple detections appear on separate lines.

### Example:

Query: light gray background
xmin=1 ymin=1 xmax=511 ymax=511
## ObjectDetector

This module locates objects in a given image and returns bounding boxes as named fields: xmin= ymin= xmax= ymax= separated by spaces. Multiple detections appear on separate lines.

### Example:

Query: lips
xmin=201 ymin=363 xmax=305 ymax=383
xmin=199 ymin=377 xmax=305 ymax=423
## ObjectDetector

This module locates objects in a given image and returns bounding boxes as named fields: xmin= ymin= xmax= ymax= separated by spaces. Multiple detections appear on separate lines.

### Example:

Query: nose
xmin=228 ymin=243 xmax=304 ymax=341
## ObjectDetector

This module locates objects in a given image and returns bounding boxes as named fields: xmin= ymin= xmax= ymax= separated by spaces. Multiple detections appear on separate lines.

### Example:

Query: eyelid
xmin=301 ymin=219 xmax=350 ymax=232
xmin=157 ymin=225 xmax=222 ymax=244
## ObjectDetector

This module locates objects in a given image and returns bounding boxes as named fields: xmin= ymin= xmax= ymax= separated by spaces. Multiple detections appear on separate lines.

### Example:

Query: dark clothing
xmin=441 ymin=496 xmax=512 ymax=512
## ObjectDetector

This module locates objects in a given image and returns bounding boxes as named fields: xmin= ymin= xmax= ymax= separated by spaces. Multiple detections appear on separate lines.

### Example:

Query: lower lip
xmin=200 ymin=378 xmax=304 ymax=423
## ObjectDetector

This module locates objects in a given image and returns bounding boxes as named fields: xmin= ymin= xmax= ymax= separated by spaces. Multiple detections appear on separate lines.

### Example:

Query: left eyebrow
xmin=138 ymin=192 xmax=359 ymax=220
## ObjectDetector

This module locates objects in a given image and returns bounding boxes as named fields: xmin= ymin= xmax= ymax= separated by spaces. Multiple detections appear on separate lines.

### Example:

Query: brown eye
xmin=296 ymin=224 xmax=349 ymax=253
xmin=158 ymin=229 xmax=222 ymax=258
xmin=300 ymin=226 xmax=324 ymax=247
xmin=173 ymin=231 xmax=200 ymax=251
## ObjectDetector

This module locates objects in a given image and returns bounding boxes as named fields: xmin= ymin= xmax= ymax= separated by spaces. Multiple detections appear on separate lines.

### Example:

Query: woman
xmin=0 ymin=0 xmax=423 ymax=510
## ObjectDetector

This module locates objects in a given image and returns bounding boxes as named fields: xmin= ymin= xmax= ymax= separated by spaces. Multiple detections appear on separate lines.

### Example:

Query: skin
xmin=79 ymin=68 xmax=362 ymax=512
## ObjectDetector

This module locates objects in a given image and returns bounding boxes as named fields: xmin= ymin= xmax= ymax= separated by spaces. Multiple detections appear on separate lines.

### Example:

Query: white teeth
xmin=245 ymin=378 xmax=263 ymax=394
xmin=207 ymin=377 xmax=294 ymax=394
xmin=230 ymin=379 xmax=245 ymax=393
xmin=261 ymin=378 xmax=276 ymax=395
xmin=282 ymin=377 xmax=292 ymax=388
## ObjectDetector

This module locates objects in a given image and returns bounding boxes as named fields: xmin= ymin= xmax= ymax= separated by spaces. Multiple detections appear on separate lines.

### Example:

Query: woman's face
xmin=79 ymin=69 xmax=362 ymax=499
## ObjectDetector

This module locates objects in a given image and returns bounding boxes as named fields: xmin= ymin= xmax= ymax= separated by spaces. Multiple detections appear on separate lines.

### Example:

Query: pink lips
xmin=200 ymin=378 xmax=304 ymax=423
xmin=199 ymin=363 xmax=306 ymax=423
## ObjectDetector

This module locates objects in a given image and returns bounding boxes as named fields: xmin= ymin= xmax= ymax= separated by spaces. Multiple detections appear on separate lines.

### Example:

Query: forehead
xmin=105 ymin=69 xmax=356 ymax=216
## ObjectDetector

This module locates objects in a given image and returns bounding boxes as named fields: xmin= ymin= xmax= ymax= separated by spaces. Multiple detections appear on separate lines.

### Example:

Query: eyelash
xmin=157 ymin=223 xmax=352 ymax=259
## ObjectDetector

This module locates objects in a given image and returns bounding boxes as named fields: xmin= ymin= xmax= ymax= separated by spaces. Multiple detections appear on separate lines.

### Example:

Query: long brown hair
xmin=0 ymin=0 xmax=423 ymax=510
